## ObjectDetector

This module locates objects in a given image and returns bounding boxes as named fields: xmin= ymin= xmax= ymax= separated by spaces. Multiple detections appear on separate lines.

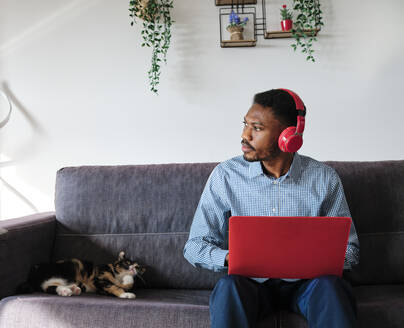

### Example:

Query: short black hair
xmin=253 ymin=89 xmax=298 ymax=127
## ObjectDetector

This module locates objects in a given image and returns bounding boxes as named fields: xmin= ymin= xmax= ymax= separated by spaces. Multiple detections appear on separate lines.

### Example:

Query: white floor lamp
xmin=0 ymin=90 xmax=12 ymax=129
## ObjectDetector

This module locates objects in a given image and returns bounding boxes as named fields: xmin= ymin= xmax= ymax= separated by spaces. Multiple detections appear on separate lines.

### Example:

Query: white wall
xmin=0 ymin=0 xmax=403 ymax=220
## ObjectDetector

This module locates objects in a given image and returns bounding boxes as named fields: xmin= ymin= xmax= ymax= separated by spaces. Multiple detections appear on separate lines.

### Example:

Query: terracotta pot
xmin=226 ymin=25 xmax=244 ymax=41
xmin=281 ymin=19 xmax=293 ymax=31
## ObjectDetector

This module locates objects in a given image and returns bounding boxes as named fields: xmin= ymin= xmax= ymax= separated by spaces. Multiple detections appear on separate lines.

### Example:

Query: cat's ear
xmin=118 ymin=251 xmax=125 ymax=260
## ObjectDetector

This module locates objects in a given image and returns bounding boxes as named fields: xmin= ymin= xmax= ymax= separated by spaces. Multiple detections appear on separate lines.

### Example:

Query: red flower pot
xmin=281 ymin=19 xmax=293 ymax=31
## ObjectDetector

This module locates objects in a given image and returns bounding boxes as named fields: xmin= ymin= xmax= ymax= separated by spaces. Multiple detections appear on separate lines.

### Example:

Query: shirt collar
xmin=248 ymin=152 xmax=302 ymax=183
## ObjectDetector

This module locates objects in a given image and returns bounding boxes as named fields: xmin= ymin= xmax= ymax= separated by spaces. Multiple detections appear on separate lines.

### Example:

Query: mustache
xmin=241 ymin=140 xmax=255 ymax=150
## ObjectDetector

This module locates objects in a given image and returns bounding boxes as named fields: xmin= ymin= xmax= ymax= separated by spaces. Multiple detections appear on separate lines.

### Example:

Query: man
xmin=183 ymin=88 xmax=360 ymax=328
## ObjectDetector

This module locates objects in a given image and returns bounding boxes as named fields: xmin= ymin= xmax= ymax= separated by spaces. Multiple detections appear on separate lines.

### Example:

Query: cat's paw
xmin=56 ymin=286 xmax=73 ymax=297
xmin=119 ymin=292 xmax=136 ymax=299
xmin=122 ymin=275 xmax=134 ymax=286
xmin=70 ymin=285 xmax=82 ymax=295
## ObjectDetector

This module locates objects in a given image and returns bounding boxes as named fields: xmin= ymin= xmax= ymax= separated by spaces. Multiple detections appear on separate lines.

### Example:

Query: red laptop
xmin=228 ymin=216 xmax=351 ymax=279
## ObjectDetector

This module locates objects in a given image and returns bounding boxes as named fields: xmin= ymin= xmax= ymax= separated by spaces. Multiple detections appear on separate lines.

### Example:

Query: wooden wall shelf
xmin=216 ymin=0 xmax=257 ymax=5
xmin=265 ymin=29 xmax=320 ymax=39
xmin=221 ymin=40 xmax=257 ymax=48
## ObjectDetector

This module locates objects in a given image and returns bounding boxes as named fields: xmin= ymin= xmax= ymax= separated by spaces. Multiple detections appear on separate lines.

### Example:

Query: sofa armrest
xmin=0 ymin=212 xmax=56 ymax=299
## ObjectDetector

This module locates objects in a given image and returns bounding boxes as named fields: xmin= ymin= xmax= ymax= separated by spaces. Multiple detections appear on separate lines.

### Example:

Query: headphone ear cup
xmin=278 ymin=126 xmax=303 ymax=153
xmin=278 ymin=126 xmax=295 ymax=152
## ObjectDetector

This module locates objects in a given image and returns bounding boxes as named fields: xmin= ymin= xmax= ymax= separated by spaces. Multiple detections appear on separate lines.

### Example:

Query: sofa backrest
xmin=53 ymin=160 xmax=404 ymax=289
xmin=53 ymin=163 xmax=226 ymax=289
xmin=326 ymin=160 xmax=404 ymax=285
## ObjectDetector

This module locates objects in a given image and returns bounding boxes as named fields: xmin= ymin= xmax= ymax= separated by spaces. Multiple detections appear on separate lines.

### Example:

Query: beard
xmin=243 ymin=143 xmax=282 ymax=162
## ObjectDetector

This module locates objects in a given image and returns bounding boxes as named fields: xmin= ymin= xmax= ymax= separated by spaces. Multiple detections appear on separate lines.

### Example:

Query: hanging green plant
xmin=129 ymin=0 xmax=174 ymax=94
xmin=291 ymin=0 xmax=323 ymax=62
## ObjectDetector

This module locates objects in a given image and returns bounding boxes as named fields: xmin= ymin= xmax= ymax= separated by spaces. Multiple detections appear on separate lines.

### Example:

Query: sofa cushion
xmin=0 ymin=290 xmax=211 ymax=328
xmin=0 ymin=290 xmax=276 ymax=328
xmin=355 ymin=284 xmax=404 ymax=328
xmin=53 ymin=163 xmax=225 ymax=289
xmin=3 ymin=285 xmax=402 ymax=328
xmin=326 ymin=160 xmax=404 ymax=285
xmin=277 ymin=311 xmax=308 ymax=328
xmin=54 ymin=164 xmax=217 ymax=235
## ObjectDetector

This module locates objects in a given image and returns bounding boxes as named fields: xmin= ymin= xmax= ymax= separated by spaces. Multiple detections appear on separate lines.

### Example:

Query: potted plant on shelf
xmin=226 ymin=10 xmax=249 ymax=41
xmin=280 ymin=4 xmax=293 ymax=32
xmin=129 ymin=0 xmax=174 ymax=94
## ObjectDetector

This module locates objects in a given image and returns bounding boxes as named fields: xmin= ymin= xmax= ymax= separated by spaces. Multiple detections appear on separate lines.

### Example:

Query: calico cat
xmin=17 ymin=251 xmax=146 ymax=299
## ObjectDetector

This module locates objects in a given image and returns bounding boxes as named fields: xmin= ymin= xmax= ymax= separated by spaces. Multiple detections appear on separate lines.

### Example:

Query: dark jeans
xmin=210 ymin=275 xmax=357 ymax=328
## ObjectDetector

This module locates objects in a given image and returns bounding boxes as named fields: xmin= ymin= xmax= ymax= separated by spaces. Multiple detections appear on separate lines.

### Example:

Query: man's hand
xmin=225 ymin=254 xmax=229 ymax=266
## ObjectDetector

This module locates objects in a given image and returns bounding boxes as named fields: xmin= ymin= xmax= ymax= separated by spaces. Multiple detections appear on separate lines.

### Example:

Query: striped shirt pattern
xmin=183 ymin=152 xmax=360 ymax=282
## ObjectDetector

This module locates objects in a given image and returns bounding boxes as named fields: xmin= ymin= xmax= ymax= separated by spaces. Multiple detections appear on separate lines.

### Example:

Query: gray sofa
xmin=0 ymin=160 xmax=404 ymax=327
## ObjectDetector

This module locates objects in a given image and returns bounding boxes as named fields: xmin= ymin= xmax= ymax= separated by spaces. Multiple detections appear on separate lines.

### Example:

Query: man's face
xmin=241 ymin=103 xmax=286 ymax=162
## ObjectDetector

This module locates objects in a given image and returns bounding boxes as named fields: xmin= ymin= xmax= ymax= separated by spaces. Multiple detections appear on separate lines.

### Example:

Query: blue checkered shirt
xmin=183 ymin=153 xmax=360 ymax=282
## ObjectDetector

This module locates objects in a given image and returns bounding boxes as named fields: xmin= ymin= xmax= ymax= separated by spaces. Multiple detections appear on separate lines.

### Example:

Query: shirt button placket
xmin=272 ymin=180 xmax=278 ymax=214
xmin=275 ymin=180 xmax=280 ymax=215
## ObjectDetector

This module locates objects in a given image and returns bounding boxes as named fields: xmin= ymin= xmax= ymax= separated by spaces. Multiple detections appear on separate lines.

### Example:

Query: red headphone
xmin=278 ymin=88 xmax=306 ymax=153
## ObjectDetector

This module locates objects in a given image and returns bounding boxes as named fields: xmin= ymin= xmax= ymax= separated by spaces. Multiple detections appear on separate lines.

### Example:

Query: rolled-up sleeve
xmin=183 ymin=165 xmax=231 ymax=272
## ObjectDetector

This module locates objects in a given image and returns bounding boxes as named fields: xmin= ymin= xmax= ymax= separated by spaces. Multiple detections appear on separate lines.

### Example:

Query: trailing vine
xmin=129 ymin=0 xmax=174 ymax=94
xmin=291 ymin=0 xmax=323 ymax=62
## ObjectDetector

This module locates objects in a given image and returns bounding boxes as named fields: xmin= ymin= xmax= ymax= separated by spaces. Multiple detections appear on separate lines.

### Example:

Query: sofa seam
xmin=359 ymin=232 xmax=404 ymax=236
xmin=55 ymin=231 xmax=404 ymax=237
xmin=57 ymin=232 xmax=190 ymax=237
